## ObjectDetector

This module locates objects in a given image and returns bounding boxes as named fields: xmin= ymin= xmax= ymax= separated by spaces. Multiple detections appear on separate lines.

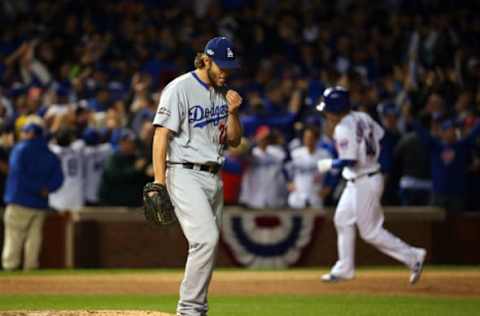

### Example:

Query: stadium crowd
xmin=0 ymin=0 xmax=479 ymax=212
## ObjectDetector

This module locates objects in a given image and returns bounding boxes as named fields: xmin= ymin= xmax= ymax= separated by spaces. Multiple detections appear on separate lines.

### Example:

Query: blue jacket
xmin=414 ymin=122 xmax=480 ymax=195
xmin=4 ymin=137 xmax=64 ymax=209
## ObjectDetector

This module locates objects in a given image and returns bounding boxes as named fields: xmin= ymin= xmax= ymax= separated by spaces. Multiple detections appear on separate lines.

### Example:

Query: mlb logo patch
xmin=157 ymin=106 xmax=171 ymax=116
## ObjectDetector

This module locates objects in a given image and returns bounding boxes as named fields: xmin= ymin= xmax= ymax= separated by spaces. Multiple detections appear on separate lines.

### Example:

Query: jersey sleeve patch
xmin=157 ymin=106 xmax=171 ymax=116
xmin=153 ymin=87 xmax=182 ymax=133
xmin=335 ymin=125 xmax=357 ymax=160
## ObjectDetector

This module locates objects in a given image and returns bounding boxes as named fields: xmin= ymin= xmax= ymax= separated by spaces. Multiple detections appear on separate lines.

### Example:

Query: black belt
xmin=346 ymin=170 xmax=381 ymax=183
xmin=169 ymin=162 xmax=221 ymax=174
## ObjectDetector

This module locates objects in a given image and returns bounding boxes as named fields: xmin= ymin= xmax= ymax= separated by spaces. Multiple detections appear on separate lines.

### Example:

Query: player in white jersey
xmin=152 ymin=37 xmax=242 ymax=316
xmin=82 ymin=128 xmax=113 ymax=205
xmin=239 ymin=125 xmax=288 ymax=208
xmin=288 ymin=126 xmax=332 ymax=209
xmin=316 ymin=86 xmax=426 ymax=284
xmin=48 ymin=128 xmax=85 ymax=212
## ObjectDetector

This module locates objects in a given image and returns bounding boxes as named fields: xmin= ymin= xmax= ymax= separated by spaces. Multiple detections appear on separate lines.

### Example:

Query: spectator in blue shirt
xmin=393 ymin=131 xmax=432 ymax=206
xmin=413 ymin=118 xmax=480 ymax=212
xmin=2 ymin=122 xmax=63 ymax=270
xmin=377 ymin=102 xmax=402 ymax=205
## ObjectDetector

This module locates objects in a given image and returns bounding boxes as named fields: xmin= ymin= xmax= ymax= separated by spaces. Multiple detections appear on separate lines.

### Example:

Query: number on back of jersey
xmin=66 ymin=157 xmax=79 ymax=177
xmin=365 ymin=127 xmax=377 ymax=156
xmin=356 ymin=120 xmax=377 ymax=157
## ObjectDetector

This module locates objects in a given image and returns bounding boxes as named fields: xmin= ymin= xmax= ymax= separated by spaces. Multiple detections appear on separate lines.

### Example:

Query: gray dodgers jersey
xmin=153 ymin=72 xmax=228 ymax=164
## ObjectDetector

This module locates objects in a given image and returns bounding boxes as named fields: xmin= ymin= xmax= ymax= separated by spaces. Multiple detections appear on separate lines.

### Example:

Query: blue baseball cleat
xmin=321 ymin=273 xmax=353 ymax=283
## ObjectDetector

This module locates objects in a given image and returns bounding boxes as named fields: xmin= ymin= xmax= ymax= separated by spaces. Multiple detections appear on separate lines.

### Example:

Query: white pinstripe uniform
xmin=83 ymin=143 xmax=113 ymax=204
xmin=287 ymin=146 xmax=331 ymax=209
xmin=48 ymin=140 xmax=85 ymax=211
xmin=239 ymin=145 xmax=287 ymax=208
xmin=328 ymin=111 xmax=425 ymax=279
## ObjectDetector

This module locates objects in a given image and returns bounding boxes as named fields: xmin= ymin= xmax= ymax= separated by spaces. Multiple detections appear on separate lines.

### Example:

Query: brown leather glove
xmin=143 ymin=182 xmax=176 ymax=226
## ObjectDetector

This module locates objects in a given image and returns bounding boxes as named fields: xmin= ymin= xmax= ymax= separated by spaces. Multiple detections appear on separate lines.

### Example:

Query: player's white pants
xmin=288 ymin=191 xmax=323 ymax=209
xmin=167 ymin=165 xmax=223 ymax=316
xmin=330 ymin=174 xmax=420 ymax=278
xmin=2 ymin=204 xmax=47 ymax=270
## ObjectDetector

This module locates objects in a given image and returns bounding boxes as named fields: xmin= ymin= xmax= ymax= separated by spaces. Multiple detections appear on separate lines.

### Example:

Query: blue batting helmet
xmin=316 ymin=86 xmax=351 ymax=113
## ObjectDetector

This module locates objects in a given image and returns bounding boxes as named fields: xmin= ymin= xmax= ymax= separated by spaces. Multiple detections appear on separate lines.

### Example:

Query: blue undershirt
xmin=331 ymin=159 xmax=357 ymax=169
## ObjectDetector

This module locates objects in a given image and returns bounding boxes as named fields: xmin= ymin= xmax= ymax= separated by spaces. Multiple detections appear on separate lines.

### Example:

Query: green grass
xmin=1 ymin=267 xmax=479 ymax=315
xmin=0 ymin=265 xmax=478 ymax=277
xmin=0 ymin=294 xmax=479 ymax=316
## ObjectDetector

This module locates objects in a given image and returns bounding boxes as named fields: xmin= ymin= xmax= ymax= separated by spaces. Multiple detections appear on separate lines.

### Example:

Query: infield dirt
xmin=1 ymin=270 xmax=479 ymax=316
xmin=1 ymin=270 xmax=480 ymax=297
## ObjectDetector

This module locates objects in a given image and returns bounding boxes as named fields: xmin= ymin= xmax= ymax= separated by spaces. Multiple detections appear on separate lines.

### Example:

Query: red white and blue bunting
xmin=221 ymin=209 xmax=324 ymax=268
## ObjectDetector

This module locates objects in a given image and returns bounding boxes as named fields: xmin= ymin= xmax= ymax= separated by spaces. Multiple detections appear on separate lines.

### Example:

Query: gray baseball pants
xmin=167 ymin=165 xmax=223 ymax=316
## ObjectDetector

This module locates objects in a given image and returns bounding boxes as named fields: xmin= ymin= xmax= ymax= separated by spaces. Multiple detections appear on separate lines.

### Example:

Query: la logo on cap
xmin=227 ymin=47 xmax=234 ymax=58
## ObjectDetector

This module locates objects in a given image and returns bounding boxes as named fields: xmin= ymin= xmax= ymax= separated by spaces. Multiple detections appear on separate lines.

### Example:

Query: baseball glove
xmin=143 ymin=182 xmax=176 ymax=226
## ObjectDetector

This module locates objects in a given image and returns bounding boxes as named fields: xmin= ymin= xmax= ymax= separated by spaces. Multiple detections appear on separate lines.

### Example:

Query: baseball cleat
xmin=321 ymin=273 xmax=352 ymax=283
xmin=409 ymin=248 xmax=426 ymax=285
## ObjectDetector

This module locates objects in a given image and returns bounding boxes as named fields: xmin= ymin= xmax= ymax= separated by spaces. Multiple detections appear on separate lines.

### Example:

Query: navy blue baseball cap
xmin=204 ymin=36 xmax=240 ymax=70
xmin=22 ymin=122 xmax=43 ymax=136
xmin=118 ymin=128 xmax=137 ymax=142
xmin=82 ymin=127 xmax=100 ymax=146
xmin=377 ymin=102 xmax=399 ymax=117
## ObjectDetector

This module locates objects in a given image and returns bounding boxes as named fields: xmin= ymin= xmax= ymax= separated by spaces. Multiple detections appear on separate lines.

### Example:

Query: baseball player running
xmin=152 ymin=36 xmax=242 ymax=316
xmin=316 ymin=86 xmax=426 ymax=284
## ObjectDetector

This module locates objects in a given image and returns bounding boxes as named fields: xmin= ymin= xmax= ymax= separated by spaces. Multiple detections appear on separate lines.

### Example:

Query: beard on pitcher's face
xmin=207 ymin=62 xmax=229 ymax=88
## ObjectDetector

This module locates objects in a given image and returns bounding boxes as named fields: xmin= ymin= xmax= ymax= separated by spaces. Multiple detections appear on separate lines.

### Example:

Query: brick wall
xmin=2 ymin=207 xmax=480 ymax=269
xmin=70 ymin=207 xmax=480 ymax=268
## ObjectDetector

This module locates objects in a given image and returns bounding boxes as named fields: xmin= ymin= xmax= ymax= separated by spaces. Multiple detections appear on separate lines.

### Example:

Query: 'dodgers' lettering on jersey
xmin=189 ymin=104 xmax=228 ymax=128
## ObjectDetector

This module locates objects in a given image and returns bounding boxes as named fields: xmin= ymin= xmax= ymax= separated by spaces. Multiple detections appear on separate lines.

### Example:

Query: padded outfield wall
xmin=1 ymin=207 xmax=480 ymax=269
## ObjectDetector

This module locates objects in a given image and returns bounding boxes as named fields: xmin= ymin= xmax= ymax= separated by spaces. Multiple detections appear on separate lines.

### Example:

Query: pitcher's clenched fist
xmin=226 ymin=90 xmax=242 ymax=114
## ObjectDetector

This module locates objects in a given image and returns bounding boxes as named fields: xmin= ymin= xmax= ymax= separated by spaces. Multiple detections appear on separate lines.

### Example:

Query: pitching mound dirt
xmin=0 ymin=311 xmax=174 ymax=316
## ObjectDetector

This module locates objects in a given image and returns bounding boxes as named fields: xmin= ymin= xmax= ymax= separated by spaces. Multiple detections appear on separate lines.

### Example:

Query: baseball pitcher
xmin=316 ymin=86 xmax=426 ymax=284
xmin=151 ymin=36 xmax=242 ymax=316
